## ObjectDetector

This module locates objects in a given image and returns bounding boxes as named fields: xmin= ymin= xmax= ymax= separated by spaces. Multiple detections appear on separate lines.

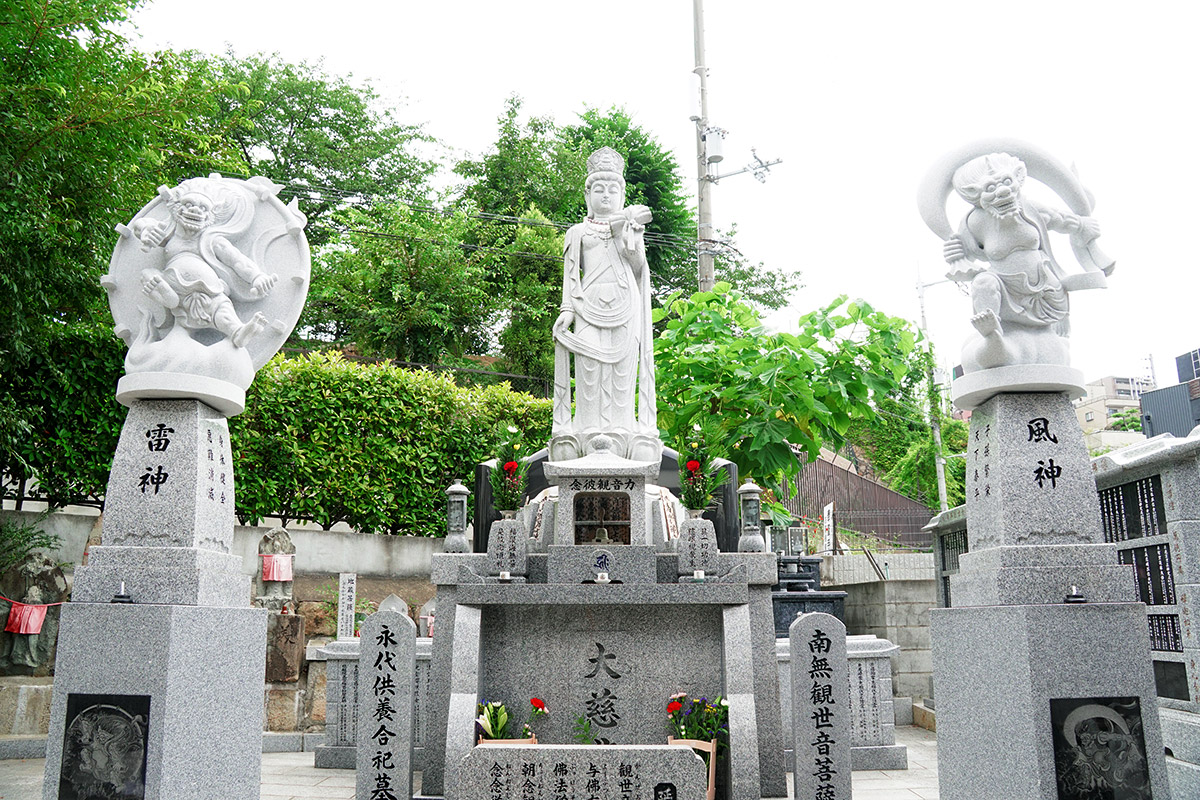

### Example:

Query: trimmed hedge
xmin=232 ymin=352 xmax=551 ymax=535
xmin=3 ymin=323 xmax=127 ymax=506
xmin=3 ymin=327 xmax=551 ymax=536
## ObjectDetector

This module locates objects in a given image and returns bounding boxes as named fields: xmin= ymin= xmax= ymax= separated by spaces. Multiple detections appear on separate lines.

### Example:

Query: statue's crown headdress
xmin=587 ymin=147 xmax=625 ymax=178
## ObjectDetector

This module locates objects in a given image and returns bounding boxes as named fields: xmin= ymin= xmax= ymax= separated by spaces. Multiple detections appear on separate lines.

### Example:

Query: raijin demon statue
xmin=104 ymin=174 xmax=310 ymax=414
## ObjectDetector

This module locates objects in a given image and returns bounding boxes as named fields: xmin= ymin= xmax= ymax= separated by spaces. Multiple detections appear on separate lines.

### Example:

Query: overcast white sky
xmin=129 ymin=0 xmax=1200 ymax=391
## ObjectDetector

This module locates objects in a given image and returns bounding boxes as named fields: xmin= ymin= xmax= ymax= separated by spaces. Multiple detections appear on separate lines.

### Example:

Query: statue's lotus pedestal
xmin=930 ymin=392 xmax=1172 ymax=799
xmin=42 ymin=400 xmax=267 ymax=800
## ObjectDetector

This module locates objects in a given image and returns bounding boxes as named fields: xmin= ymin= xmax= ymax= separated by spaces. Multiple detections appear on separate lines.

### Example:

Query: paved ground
xmin=0 ymin=725 xmax=937 ymax=800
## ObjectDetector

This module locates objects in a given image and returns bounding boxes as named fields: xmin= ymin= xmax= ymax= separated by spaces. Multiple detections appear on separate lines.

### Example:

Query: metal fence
xmin=781 ymin=454 xmax=935 ymax=550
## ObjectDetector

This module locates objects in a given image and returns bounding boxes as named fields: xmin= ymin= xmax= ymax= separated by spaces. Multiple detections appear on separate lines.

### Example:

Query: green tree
xmin=301 ymin=202 xmax=501 ymax=362
xmin=883 ymin=416 xmax=968 ymax=511
xmin=1107 ymin=407 xmax=1143 ymax=432
xmin=654 ymin=284 xmax=917 ymax=517
xmin=495 ymin=205 xmax=565 ymax=381
xmin=0 ymin=0 xmax=229 ymax=469
xmin=454 ymin=96 xmax=586 ymax=225
xmin=846 ymin=347 xmax=971 ymax=510
xmin=190 ymin=49 xmax=436 ymax=245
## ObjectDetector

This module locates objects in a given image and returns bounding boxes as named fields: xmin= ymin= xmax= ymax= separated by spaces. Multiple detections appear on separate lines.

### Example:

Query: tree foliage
xmin=846 ymin=347 xmax=968 ymax=510
xmin=454 ymin=98 xmax=800 ymax=379
xmin=188 ymin=50 xmax=436 ymax=245
xmin=1106 ymin=407 xmax=1143 ymax=432
xmin=883 ymin=416 xmax=968 ymax=511
xmin=653 ymin=284 xmax=916 ymax=508
xmin=0 ymin=0 xmax=232 ymax=469
xmin=300 ymin=202 xmax=501 ymax=362
xmin=494 ymin=205 xmax=565 ymax=381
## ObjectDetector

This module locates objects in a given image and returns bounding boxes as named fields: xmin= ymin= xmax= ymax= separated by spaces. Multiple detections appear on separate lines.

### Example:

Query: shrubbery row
xmin=3 ymin=325 xmax=551 ymax=536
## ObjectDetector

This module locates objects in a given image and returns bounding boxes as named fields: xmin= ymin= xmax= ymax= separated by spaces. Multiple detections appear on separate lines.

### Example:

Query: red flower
xmin=667 ymin=700 xmax=683 ymax=713
xmin=686 ymin=460 xmax=700 ymax=472
xmin=504 ymin=460 xmax=519 ymax=473
xmin=531 ymin=697 xmax=546 ymax=711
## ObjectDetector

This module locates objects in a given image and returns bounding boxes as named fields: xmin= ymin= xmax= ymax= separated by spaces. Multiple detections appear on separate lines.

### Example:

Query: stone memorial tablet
xmin=789 ymin=613 xmax=850 ymax=800
xmin=1050 ymin=697 xmax=1151 ymax=800
xmin=486 ymin=520 xmax=528 ymax=579
xmin=357 ymin=610 xmax=416 ymax=800
xmin=58 ymin=693 xmax=150 ymax=800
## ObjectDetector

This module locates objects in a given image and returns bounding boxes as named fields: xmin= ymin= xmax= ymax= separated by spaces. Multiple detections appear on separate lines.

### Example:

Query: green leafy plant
xmin=572 ymin=714 xmax=597 ymax=745
xmin=488 ymin=425 xmax=529 ymax=510
xmin=476 ymin=701 xmax=533 ymax=741
xmin=677 ymin=435 xmax=725 ymax=511
xmin=0 ymin=513 xmax=61 ymax=575
xmin=655 ymin=285 xmax=916 ymax=511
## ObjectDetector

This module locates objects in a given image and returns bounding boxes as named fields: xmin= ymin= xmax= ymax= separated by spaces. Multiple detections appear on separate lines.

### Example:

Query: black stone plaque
xmin=59 ymin=693 xmax=150 ymax=800
xmin=653 ymin=783 xmax=677 ymax=800
xmin=1051 ymin=696 xmax=1151 ymax=800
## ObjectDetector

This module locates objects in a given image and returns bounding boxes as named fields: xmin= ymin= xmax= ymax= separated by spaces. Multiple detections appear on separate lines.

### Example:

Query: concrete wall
xmin=1 ymin=506 xmax=444 ymax=578
xmin=827 ymin=579 xmax=936 ymax=703
xmin=820 ymin=552 xmax=934 ymax=586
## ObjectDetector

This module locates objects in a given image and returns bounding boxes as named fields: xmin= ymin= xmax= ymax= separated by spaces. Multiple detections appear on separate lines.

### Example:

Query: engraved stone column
xmin=789 ymin=612 xmax=851 ymax=800
xmin=316 ymin=572 xmax=361 ymax=769
xmin=357 ymin=610 xmax=416 ymax=800
xmin=72 ymin=401 xmax=248 ymax=605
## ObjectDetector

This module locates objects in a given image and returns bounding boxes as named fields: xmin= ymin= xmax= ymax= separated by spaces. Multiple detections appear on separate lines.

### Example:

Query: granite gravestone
xmin=920 ymin=142 xmax=1172 ymax=799
xmin=677 ymin=515 xmax=719 ymax=581
xmin=456 ymin=745 xmax=708 ymax=800
xmin=845 ymin=637 xmax=905 ymax=770
xmin=45 ymin=173 xmax=309 ymax=799
xmin=789 ymin=613 xmax=851 ymax=800
xmin=315 ymin=572 xmax=362 ymax=769
xmin=423 ymin=149 xmax=787 ymax=800
xmin=486 ymin=521 xmax=529 ymax=582
xmin=357 ymin=610 xmax=416 ymax=800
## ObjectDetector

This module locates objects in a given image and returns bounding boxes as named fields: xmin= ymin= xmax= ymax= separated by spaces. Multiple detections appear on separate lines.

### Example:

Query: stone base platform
xmin=851 ymin=743 xmax=908 ymax=771
xmin=313 ymin=744 xmax=355 ymax=769
xmin=931 ymin=601 xmax=1171 ymax=800
xmin=43 ymin=602 xmax=266 ymax=800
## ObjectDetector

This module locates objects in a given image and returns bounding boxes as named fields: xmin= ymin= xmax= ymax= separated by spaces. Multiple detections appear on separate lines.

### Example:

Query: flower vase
xmin=667 ymin=736 xmax=717 ymax=800
xmin=686 ymin=508 xmax=706 ymax=520
xmin=499 ymin=509 xmax=517 ymax=520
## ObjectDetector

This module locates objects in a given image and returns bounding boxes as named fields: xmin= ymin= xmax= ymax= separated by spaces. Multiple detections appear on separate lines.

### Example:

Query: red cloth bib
xmin=261 ymin=553 xmax=294 ymax=582
xmin=5 ymin=602 xmax=47 ymax=634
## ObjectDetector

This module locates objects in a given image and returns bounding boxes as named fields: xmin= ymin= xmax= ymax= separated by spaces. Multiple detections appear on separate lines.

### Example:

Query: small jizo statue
xmin=254 ymin=527 xmax=297 ymax=614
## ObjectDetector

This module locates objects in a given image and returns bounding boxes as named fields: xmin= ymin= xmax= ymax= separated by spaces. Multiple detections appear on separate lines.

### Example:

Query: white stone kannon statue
xmin=550 ymin=147 xmax=662 ymax=463
xmin=918 ymin=139 xmax=1115 ymax=409
xmin=103 ymin=174 xmax=310 ymax=415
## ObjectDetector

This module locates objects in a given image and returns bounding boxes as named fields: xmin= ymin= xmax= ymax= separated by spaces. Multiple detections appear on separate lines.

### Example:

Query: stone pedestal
xmin=932 ymin=603 xmax=1171 ymax=799
xmin=43 ymin=400 xmax=267 ymax=800
xmin=315 ymin=639 xmax=360 ymax=769
xmin=43 ymin=603 xmax=266 ymax=800
xmin=931 ymin=392 xmax=1172 ymax=799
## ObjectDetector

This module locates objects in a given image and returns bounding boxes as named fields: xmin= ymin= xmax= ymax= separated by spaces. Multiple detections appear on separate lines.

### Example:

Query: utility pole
xmin=692 ymin=0 xmax=715 ymax=292
xmin=691 ymin=0 xmax=779 ymax=293
xmin=917 ymin=275 xmax=950 ymax=513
